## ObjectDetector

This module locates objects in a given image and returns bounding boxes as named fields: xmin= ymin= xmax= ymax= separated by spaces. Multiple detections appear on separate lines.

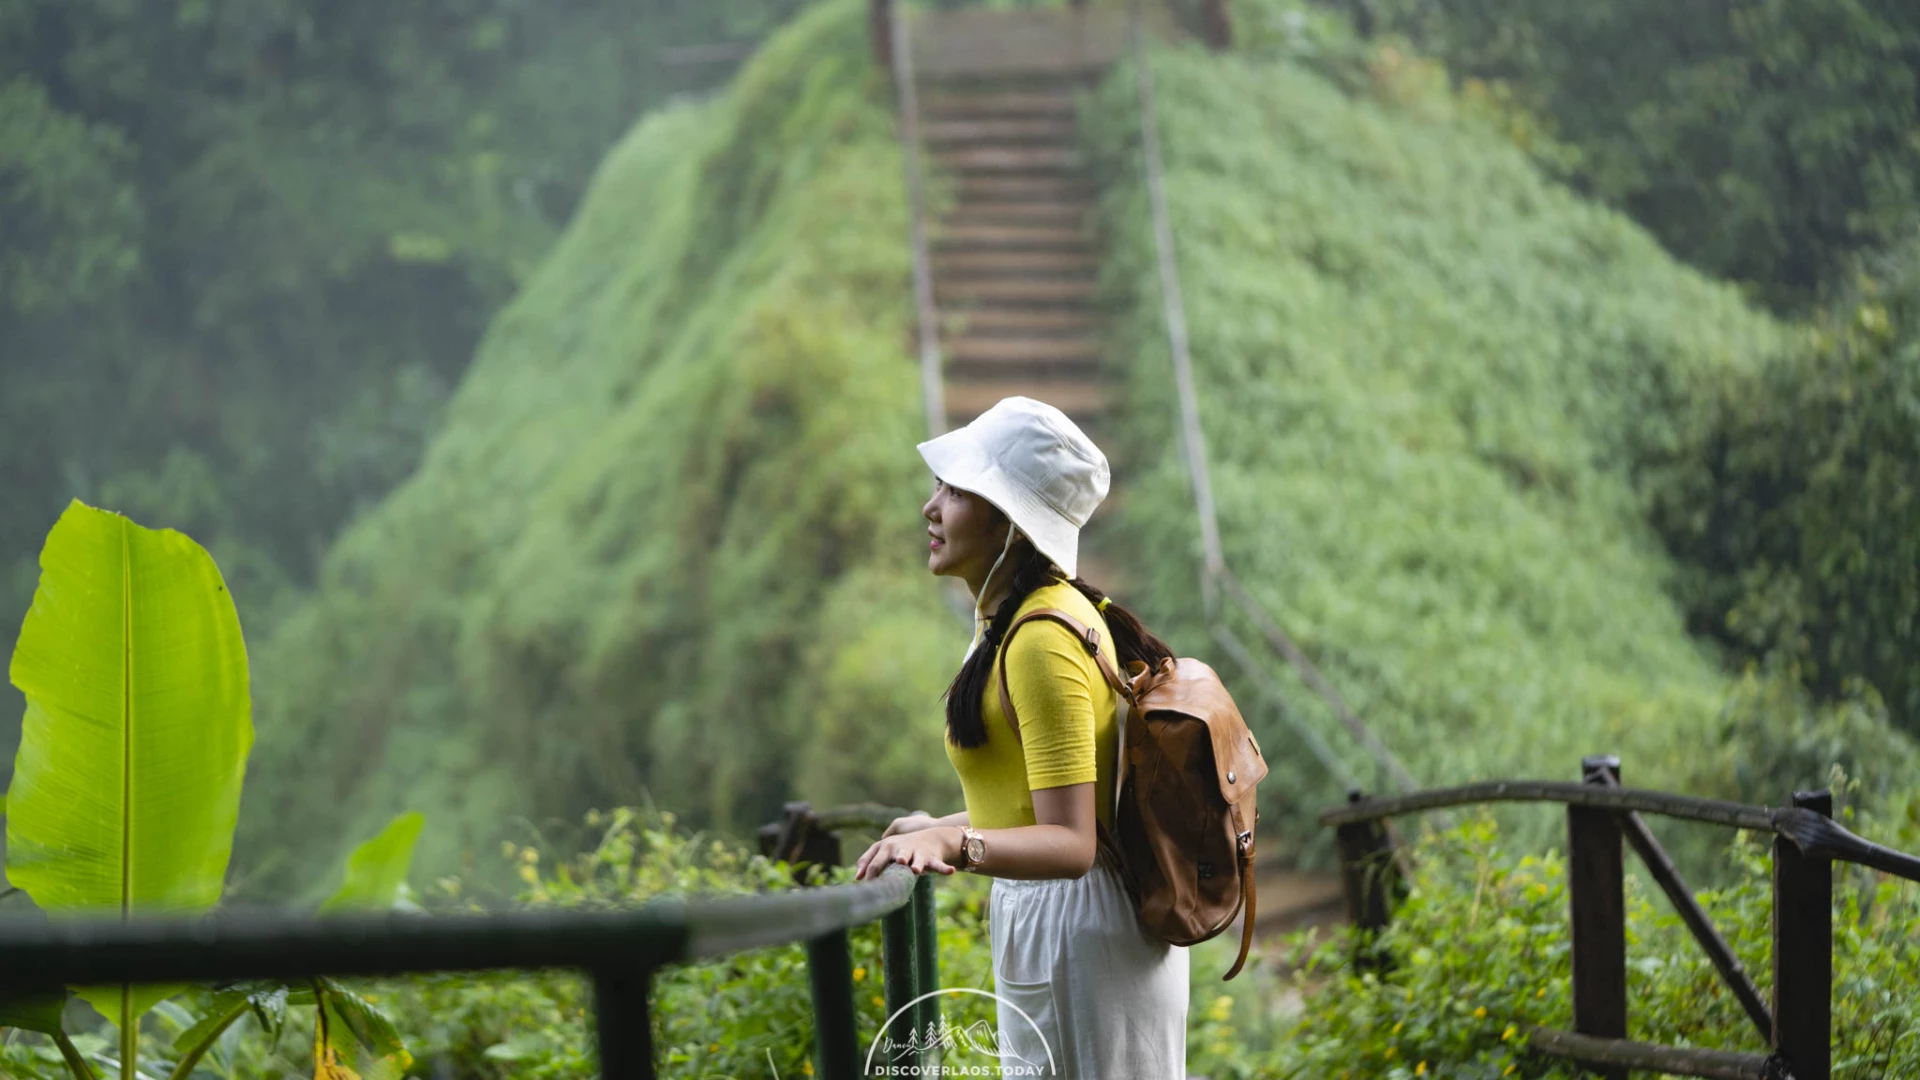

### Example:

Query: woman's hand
xmin=881 ymin=811 xmax=937 ymax=839
xmin=854 ymin=825 xmax=961 ymax=880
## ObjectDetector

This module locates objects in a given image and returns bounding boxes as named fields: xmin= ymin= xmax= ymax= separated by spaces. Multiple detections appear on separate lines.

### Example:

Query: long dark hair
xmin=943 ymin=530 xmax=1174 ymax=749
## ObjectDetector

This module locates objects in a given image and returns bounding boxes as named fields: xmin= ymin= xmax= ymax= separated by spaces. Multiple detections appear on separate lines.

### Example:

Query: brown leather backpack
xmin=996 ymin=608 xmax=1269 ymax=980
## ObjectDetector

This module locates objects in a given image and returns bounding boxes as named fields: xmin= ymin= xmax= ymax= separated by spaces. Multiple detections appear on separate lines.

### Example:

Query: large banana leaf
xmin=319 ymin=812 xmax=424 ymax=914
xmin=5 ymin=499 xmax=253 ymax=1026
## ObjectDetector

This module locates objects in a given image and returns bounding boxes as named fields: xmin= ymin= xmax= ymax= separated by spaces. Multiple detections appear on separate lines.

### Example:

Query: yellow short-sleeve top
xmin=943 ymin=581 xmax=1120 ymax=831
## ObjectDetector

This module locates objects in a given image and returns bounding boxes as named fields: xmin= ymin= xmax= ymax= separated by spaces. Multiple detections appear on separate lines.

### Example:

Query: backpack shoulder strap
xmin=995 ymin=607 xmax=1133 ymax=745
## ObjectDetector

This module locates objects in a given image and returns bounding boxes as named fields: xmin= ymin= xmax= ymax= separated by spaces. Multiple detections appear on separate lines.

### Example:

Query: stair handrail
xmin=1125 ymin=0 xmax=1416 ymax=794
xmin=886 ymin=0 xmax=948 ymax=441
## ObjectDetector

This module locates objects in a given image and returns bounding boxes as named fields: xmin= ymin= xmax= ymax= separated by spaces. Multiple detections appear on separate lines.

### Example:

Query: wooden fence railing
xmin=0 ymin=804 xmax=936 ymax=1080
xmin=1324 ymin=754 xmax=1920 ymax=1080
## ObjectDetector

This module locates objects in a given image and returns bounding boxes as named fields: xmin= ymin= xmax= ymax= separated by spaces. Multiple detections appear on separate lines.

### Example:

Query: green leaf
xmin=313 ymin=978 xmax=411 ymax=1080
xmin=319 ymin=812 xmax=424 ymax=914
xmin=5 ymin=499 xmax=254 ymax=1027
xmin=169 ymin=981 xmax=287 ymax=1080
xmin=171 ymin=981 xmax=280 ymax=1055
xmin=0 ymin=988 xmax=68 ymax=1034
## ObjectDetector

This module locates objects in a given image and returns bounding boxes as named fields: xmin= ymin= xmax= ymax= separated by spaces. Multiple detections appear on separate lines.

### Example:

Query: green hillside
xmin=234 ymin=0 xmax=969 ymax=895
xmin=233 ymin=0 xmax=1901 ymax=893
xmin=1079 ymin=20 xmax=1796 ymax=854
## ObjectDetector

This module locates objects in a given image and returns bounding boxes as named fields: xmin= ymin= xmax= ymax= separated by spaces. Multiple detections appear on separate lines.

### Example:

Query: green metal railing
xmin=0 ymin=813 xmax=942 ymax=1080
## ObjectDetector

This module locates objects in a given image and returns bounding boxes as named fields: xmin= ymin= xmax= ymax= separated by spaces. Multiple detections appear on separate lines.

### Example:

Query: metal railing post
xmin=593 ymin=966 xmax=657 ymax=1080
xmin=882 ymin=899 xmax=918 ymax=1060
xmin=808 ymin=929 xmax=859 ymax=1079
xmin=1773 ymin=789 xmax=1833 ymax=1080
xmin=912 ymin=872 xmax=941 ymax=1064
xmin=1567 ymin=755 xmax=1627 ymax=1080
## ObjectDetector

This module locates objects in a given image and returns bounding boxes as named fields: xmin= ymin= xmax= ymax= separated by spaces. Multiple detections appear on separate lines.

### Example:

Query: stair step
xmin=922 ymin=117 xmax=1077 ymax=146
xmin=923 ymin=90 xmax=1078 ymax=121
xmin=948 ymin=201 xmax=1089 ymax=229
xmin=934 ymin=249 xmax=1098 ymax=279
xmin=945 ymin=379 xmax=1112 ymax=426
xmin=941 ymin=308 xmax=1097 ymax=337
xmin=955 ymin=174 xmax=1093 ymax=202
xmin=947 ymin=336 xmax=1101 ymax=366
xmin=936 ymin=278 xmax=1097 ymax=305
xmin=935 ymin=222 xmax=1087 ymax=250
xmin=934 ymin=145 xmax=1078 ymax=174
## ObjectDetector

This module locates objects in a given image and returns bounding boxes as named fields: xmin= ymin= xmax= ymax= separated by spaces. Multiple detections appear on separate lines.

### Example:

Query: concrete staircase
xmin=913 ymin=8 xmax=1129 ymax=595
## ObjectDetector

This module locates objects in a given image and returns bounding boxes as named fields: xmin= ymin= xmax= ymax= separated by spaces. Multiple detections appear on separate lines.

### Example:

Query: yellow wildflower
xmin=1391 ymin=1021 xmax=1403 ymax=1035
xmin=872 ymin=995 xmax=885 ymax=1008
xmin=802 ymin=1059 xmax=814 ymax=1076
xmin=1505 ymin=1066 xmax=1515 ymax=1077
xmin=1474 ymin=1006 xmax=1487 ymax=1019
xmin=1502 ymin=1024 xmax=1517 ymax=1041
xmin=853 ymin=966 xmax=867 ymax=982
xmin=1416 ymin=1063 xmax=1427 ymax=1076
xmin=1384 ymin=1047 xmax=1397 ymax=1060
xmin=1535 ymin=986 xmax=1546 ymax=998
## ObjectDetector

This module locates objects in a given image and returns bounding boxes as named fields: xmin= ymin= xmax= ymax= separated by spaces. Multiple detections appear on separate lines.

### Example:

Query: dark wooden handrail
xmin=1525 ymin=1028 xmax=1781 ymax=1080
xmin=1322 ymin=777 xmax=1920 ymax=883
xmin=1324 ymin=757 xmax=1920 ymax=1080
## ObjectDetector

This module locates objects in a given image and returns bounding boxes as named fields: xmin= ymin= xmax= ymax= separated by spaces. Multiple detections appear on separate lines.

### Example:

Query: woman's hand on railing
xmin=882 ymin=810 xmax=936 ymax=838
xmin=854 ymin=822 xmax=962 ymax=880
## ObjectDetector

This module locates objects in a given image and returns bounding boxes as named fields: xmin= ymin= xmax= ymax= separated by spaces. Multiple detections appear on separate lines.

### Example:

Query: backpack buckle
xmin=1236 ymin=830 xmax=1253 ymax=853
xmin=1080 ymin=627 xmax=1101 ymax=656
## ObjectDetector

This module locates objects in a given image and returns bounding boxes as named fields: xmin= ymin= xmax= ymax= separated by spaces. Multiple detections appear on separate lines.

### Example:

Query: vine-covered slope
xmin=1081 ymin=23 xmax=1791 ymax=855
xmin=236 ymin=0 xmax=969 ymax=895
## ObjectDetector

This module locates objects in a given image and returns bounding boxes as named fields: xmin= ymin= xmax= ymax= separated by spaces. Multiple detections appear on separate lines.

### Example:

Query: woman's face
xmin=922 ymin=475 xmax=1010 ymax=592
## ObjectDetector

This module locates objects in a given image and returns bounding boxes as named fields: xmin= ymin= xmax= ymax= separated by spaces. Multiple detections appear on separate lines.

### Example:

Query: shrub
xmin=1259 ymin=815 xmax=1920 ymax=1078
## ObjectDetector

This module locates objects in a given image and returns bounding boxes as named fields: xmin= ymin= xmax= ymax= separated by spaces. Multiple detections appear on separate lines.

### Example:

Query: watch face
xmin=965 ymin=837 xmax=985 ymax=865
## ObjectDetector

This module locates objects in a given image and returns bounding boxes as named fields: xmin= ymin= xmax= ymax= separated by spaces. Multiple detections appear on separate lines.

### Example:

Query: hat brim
xmin=919 ymin=427 xmax=1082 ymax=579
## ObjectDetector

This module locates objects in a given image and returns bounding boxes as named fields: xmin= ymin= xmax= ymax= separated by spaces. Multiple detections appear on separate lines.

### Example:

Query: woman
xmin=852 ymin=395 xmax=1190 ymax=1078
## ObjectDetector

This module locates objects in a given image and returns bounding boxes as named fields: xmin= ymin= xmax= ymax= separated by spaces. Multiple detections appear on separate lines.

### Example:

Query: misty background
xmin=4 ymin=0 xmax=1917 ymax=902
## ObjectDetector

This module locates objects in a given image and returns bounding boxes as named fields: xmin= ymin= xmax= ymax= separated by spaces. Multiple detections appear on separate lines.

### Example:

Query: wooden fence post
xmin=1202 ymin=0 xmax=1233 ymax=49
xmin=1335 ymin=789 xmax=1399 ymax=970
xmin=758 ymin=802 xmax=842 ymax=886
xmin=1773 ymin=789 xmax=1833 ymax=1080
xmin=1568 ymin=755 xmax=1627 ymax=1080
xmin=870 ymin=0 xmax=893 ymax=69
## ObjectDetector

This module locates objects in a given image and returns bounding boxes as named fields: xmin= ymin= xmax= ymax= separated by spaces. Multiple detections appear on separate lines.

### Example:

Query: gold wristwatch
xmin=957 ymin=825 xmax=986 ymax=872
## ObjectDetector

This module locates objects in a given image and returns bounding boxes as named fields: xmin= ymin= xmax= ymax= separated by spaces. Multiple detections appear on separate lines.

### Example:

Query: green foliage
xmin=0 ymin=0 xmax=808 ymax=796
xmin=1261 ymin=816 xmax=1920 ymax=1077
xmin=6 ymin=500 xmax=254 ymax=1036
xmin=1648 ymin=244 xmax=1920 ymax=734
xmin=1346 ymin=0 xmax=1920 ymax=308
xmin=234 ymin=0 xmax=969 ymax=897
xmin=320 ymin=812 xmax=427 ymax=915
xmin=1080 ymin=33 xmax=1794 ymax=859
xmin=1 ymin=503 xmax=429 ymax=1079
xmin=5 ymin=806 xmax=1282 ymax=1080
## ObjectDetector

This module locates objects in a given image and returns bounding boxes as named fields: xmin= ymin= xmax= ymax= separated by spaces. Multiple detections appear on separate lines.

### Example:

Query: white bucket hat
xmin=918 ymin=395 xmax=1110 ymax=582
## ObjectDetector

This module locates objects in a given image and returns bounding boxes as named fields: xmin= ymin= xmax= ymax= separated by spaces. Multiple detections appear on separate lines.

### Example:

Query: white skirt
xmin=987 ymin=847 xmax=1190 ymax=1079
